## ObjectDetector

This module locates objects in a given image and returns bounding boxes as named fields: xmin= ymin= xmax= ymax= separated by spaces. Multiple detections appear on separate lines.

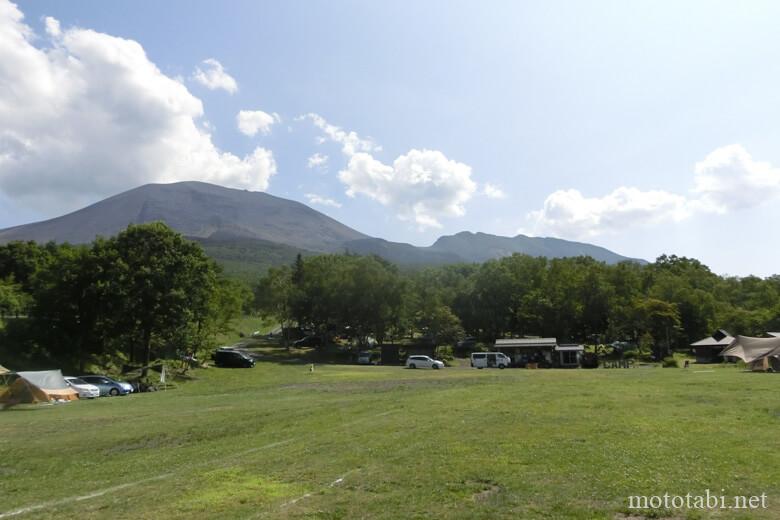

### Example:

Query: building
xmin=494 ymin=338 xmax=585 ymax=368
xmin=555 ymin=344 xmax=585 ymax=368
xmin=495 ymin=338 xmax=557 ymax=367
xmin=690 ymin=329 xmax=735 ymax=363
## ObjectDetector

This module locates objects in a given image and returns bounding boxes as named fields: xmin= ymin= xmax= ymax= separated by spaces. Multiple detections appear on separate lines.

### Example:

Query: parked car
xmin=213 ymin=348 xmax=256 ymax=368
xmin=357 ymin=351 xmax=378 ymax=365
xmin=64 ymin=376 xmax=100 ymax=399
xmin=406 ymin=355 xmax=444 ymax=369
xmin=78 ymin=375 xmax=131 ymax=397
xmin=455 ymin=336 xmax=478 ymax=351
xmin=471 ymin=352 xmax=511 ymax=369
xmin=293 ymin=335 xmax=322 ymax=347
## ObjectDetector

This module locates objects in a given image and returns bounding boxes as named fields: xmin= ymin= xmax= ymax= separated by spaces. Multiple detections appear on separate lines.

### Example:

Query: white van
xmin=471 ymin=352 xmax=511 ymax=369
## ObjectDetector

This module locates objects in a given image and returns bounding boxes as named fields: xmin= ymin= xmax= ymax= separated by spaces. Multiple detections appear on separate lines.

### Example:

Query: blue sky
xmin=2 ymin=1 xmax=780 ymax=276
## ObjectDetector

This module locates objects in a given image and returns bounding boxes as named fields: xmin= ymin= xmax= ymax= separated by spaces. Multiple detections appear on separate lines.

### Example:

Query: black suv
xmin=212 ymin=348 xmax=255 ymax=368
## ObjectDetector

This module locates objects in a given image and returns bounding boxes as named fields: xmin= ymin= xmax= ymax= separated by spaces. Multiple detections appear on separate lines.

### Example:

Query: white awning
xmin=555 ymin=344 xmax=584 ymax=352
xmin=720 ymin=335 xmax=780 ymax=363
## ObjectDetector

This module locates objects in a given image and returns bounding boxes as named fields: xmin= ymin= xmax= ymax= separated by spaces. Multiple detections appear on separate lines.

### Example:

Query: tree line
xmin=0 ymin=223 xmax=250 ymax=372
xmin=254 ymin=252 xmax=780 ymax=357
xmin=3 ymin=223 xmax=778 ymax=370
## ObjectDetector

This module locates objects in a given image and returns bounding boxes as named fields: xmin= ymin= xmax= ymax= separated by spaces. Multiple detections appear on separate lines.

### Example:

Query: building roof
xmin=690 ymin=329 xmax=734 ymax=348
xmin=495 ymin=338 xmax=557 ymax=348
xmin=555 ymin=344 xmax=584 ymax=352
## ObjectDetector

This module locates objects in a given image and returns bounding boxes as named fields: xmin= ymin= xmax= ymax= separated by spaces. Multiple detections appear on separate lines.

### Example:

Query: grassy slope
xmin=1 ymin=360 xmax=779 ymax=519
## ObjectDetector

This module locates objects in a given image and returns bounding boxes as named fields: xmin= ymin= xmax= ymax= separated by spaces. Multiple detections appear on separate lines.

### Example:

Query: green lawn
xmin=214 ymin=315 xmax=277 ymax=346
xmin=1 ymin=359 xmax=779 ymax=519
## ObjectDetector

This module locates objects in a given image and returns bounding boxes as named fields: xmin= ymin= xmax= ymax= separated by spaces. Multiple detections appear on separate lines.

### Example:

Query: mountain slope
xmin=0 ymin=181 xmax=366 ymax=252
xmin=429 ymin=231 xmax=645 ymax=264
xmin=0 ymin=182 xmax=644 ymax=270
xmin=343 ymin=237 xmax=463 ymax=265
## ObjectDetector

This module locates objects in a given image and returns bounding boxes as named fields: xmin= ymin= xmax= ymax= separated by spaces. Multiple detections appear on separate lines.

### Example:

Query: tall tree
xmin=105 ymin=223 xmax=217 ymax=364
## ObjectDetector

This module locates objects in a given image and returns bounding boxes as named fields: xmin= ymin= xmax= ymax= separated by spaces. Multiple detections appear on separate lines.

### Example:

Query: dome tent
xmin=0 ymin=370 xmax=79 ymax=407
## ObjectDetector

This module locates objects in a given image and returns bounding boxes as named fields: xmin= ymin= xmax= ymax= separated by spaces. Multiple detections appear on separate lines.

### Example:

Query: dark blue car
xmin=79 ymin=375 xmax=131 ymax=397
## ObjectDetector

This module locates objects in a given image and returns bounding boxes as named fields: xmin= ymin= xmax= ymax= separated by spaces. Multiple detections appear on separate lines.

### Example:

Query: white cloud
xmin=483 ymin=183 xmax=506 ymax=199
xmin=192 ymin=58 xmax=237 ymax=94
xmin=0 ymin=2 xmax=275 ymax=213
xmin=524 ymin=187 xmax=690 ymax=240
xmin=300 ymin=113 xmax=381 ymax=156
xmin=43 ymin=16 xmax=59 ymax=37
xmin=693 ymin=144 xmax=780 ymax=212
xmin=237 ymin=110 xmax=278 ymax=136
xmin=305 ymin=193 xmax=342 ymax=208
xmin=523 ymin=145 xmax=780 ymax=240
xmin=307 ymin=152 xmax=328 ymax=169
xmin=339 ymin=149 xmax=476 ymax=230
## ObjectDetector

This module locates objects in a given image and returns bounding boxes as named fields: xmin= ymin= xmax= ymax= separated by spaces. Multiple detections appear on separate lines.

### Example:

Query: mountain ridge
xmin=0 ymin=181 xmax=645 ymax=269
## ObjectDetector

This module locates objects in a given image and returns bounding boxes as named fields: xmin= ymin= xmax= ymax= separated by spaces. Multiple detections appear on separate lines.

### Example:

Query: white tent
xmin=720 ymin=336 xmax=780 ymax=371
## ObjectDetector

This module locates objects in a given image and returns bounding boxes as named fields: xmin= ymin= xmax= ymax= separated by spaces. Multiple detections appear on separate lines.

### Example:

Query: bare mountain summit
xmin=0 ymin=181 xmax=366 ymax=252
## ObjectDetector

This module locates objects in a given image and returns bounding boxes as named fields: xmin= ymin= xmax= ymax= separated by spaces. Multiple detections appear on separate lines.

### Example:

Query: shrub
xmin=437 ymin=345 xmax=454 ymax=362
xmin=662 ymin=356 xmax=678 ymax=368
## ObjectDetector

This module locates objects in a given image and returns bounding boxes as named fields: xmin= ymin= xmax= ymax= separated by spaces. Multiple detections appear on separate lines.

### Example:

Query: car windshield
xmin=67 ymin=378 xmax=87 ymax=385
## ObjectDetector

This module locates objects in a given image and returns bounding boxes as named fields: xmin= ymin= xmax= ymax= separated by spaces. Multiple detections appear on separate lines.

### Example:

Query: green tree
xmin=632 ymin=298 xmax=681 ymax=359
xmin=255 ymin=265 xmax=296 ymax=346
xmin=30 ymin=244 xmax=107 ymax=371
xmin=104 ymin=223 xmax=218 ymax=364
xmin=0 ymin=277 xmax=27 ymax=318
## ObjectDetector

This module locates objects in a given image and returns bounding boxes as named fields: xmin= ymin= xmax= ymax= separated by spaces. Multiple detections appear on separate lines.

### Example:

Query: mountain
xmin=0 ymin=181 xmax=365 ymax=252
xmin=0 ymin=182 xmax=644 ymax=275
xmin=428 ymin=231 xmax=644 ymax=265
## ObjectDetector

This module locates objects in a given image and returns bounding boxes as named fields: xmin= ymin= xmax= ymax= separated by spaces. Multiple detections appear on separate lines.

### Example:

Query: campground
xmin=1 ymin=354 xmax=779 ymax=519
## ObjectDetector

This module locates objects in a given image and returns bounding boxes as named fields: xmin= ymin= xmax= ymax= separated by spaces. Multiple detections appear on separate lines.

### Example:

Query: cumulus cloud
xmin=483 ymin=183 xmax=506 ymax=199
xmin=339 ymin=149 xmax=476 ymax=230
xmin=192 ymin=58 xmax=238 ymax=93
xmin=0 ymin=2 xmax=275 ymax=213
xmin=693 ymin=144 xmax=780 ymax=212
xmin=299 ymin=114 xmax=475 ymax=228
xmin=307 ymin=152 xmax=328 ymax=170
xmin=305 ymin=193 xmax=342 ymax=208
xmin=524 ymin=187 xmax=691 ymax=239
xmin=300 ymin=113 xmax=381 ymax=156
xmin=523 ymin=145 xmax=780 ymax=240
xmin=237 ymin=110 xmax=278 ymax=136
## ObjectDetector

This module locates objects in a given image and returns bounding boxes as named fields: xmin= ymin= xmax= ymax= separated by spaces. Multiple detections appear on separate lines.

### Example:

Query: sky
xmin=2 ymin=1 xmax=780 ymax=276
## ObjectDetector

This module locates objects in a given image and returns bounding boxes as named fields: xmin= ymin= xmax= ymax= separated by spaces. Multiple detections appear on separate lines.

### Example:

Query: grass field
xmin=2 ymin=354 xmax=779 ymax=519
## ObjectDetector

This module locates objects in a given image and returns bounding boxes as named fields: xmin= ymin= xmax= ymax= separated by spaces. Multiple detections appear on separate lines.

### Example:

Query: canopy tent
xmin=0 ymin=364 xmax=9 ymax=374
xmin=0 ymin=370 xmax=79 ymax=406
xmin=720 ymin=335 xmax=780 ymax=371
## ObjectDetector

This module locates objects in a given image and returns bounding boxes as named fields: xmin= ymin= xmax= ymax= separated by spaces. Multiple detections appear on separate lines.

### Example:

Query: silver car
xmin=64 ymin=376 xmax=100 ymax=399
xmin=406 ymin=355 xmax=444 ymax=369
